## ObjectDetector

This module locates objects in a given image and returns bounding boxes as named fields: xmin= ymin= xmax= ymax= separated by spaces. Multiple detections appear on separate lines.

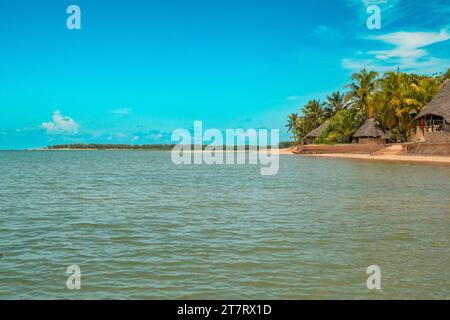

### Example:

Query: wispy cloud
xmin=41 ymin=110 xmax=79 ymax=135
xmin=342 ymin=28 xmax=450 ymax=73
xmin=111 ymin=108 xmax=133 ymax=116
xmin=286 ymin=96 xmax=302 ymax=101
xmin=368 ymin=29 xmax=450 ymax=60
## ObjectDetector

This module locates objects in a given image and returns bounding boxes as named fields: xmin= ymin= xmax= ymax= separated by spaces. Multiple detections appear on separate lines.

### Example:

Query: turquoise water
xmin=0 ymin=151 xmax=449 ymax=299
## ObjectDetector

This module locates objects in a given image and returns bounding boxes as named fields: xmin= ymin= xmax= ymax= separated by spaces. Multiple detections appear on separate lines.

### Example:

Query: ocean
xmin=0 ymin=151 xmax=449 ymax=299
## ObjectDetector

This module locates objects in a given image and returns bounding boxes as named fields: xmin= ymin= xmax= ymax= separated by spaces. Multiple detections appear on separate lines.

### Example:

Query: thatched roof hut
xmin=416 ymin=80 xmax=450 ymax=122
xmin=414 ymin=80 xmax=450 ymax=143
xmin=304 ymin=120 xmax=331 ymax=144
xmin=353 ymin=118 xmax=388 ymax=144
xmin=305 ymin=120 xmax=330 ymax=140
xmin=354 ymin=118 xmax=387 ymax=138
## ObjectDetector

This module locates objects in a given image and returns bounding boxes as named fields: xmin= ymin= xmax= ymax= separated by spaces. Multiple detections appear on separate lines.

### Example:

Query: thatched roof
xmin=416 ymin=80 xmax=450 ymax=122
xmin=306 ymin=120 xmax=331 ymax=138
xmin=353 ymin=118 xmax=388 ymax=139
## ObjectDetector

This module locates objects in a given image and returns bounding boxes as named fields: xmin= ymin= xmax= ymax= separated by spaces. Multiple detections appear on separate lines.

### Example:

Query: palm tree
xmin=303 ymin=99 xmax=326 ymax=128
xmin=377 ymin=70 xmax=420 ymax=142
xmin=411 ymin=77 xmax=440 ymax=110
xmin=328 ymin=108 xmax=362 ymax=143
xmin=286 ymin=113 xmax=299 ymax=133
xmin=374 ymin=90 xmax=396 ymax=131
xmin=286 ymin=113 xmax=311 ymax=143
xmin=324 ymin=91 xmax=351 ymax=118
xmin=346 ymin=69 xmax=379 ymax=119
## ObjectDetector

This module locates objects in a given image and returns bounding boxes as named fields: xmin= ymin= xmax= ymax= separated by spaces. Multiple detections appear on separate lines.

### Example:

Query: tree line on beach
xmin=47 ymin=144 xmax=175 ymax=150
xmin=46 ymin=142 xmax=295 ymax=150
xmin=287 ymin=68 xmax=450 ymax=144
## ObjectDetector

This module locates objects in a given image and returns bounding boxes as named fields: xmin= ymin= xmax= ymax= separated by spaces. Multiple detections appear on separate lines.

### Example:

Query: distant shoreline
xmin=30 ymin=147 xmax=295 ymax=154
xmin=31 ymin=142 xmax=296 ymax=152
xmin=31 ymin=148 xmax=171 ymax=151
xmin=41 ymin=144 xmax=175 ymax=151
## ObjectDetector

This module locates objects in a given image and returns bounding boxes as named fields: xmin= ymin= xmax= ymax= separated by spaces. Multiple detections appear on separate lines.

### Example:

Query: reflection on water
xmin=0 ymin=151 xmax=449 ymax=299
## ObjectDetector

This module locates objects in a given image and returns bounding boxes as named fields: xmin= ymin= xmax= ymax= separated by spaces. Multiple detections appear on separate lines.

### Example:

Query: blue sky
xmin=1 ymin=0 xmax=449 ymax=149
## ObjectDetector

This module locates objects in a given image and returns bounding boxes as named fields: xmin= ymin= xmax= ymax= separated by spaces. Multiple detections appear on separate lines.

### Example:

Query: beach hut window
xmin=424 ymin=116 xmax=445 ymax=132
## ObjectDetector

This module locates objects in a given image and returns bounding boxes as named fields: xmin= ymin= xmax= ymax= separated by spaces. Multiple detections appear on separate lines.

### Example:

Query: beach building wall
xmin=409 ymin=128 xmax=426 ymax=143
xmin=415 ymin=80 xmax=450 ymax=143
xmin=352 ymin=118 xmax=389 ymax=145
xmin=294 ymin=144 xmax=386 ymax=154
xmin=404 ymin=142 xmax=450 ymax=155
xmin=424 ymin=131 xmax=450 ymax=143
xmin=355 ymin=137 xmax=387 ymax=145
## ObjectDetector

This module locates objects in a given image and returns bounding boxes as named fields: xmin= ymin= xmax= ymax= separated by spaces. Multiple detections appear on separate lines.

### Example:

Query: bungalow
xmin=305 ymin=120 xmax=331 ymax=145
xmin=414 ymin=80 xmax=450 ymax=143
xmin=353 ymin=118 xmax=389 ymax=144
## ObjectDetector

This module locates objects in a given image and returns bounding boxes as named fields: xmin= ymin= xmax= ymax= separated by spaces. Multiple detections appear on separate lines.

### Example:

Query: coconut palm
xmin=324 ymin=91 xmax=351 ymax=118
xmin=346 ymin=69 xmax=379 ymax=119
xmin=374 ymin=90 xmax=396 ymax=131
xmin=303 ymin=99 xmax=326 ymax=128
xmin=328 ymin=108 xmax=362 ymax=143
xmin=377 ymin=70 xmax=420 ymax=142
xmin=411 ymin=77 xmax=440 ymax=109
xmin=286 ymin=113 xmax=299 ymax=133
xmin=286 ymin=113 xmax=310 ymax=142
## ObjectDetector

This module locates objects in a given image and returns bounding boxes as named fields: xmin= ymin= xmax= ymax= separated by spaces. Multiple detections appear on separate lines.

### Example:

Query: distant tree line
xmin=47 ymin=144 xmax=175 ymax=150
xmin=47 ymin=142 xmax=296 ymax=150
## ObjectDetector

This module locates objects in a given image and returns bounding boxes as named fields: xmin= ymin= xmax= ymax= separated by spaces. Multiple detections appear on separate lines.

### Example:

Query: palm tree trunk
xmin=397 ymin=120 xmax=404 ymax=143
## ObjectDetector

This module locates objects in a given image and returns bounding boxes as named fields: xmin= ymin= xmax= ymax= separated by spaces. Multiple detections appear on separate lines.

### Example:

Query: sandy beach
xmin=286 ymin=143 xmax=450 ymax=165
xmin=297 ymin=152 xmax=450 ymax=166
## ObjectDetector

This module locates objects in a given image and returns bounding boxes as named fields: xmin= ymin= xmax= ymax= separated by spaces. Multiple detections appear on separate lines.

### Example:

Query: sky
xmin=1 ymin=0 xmax=449 ymax=149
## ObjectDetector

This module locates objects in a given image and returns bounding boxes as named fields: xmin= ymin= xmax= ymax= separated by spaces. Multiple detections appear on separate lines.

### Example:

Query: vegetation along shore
xmin=40 ymin=142 xmax=296 ymax=151
xmin=284 ymin=67 xmax=450 ymax=165
xmin=286 ymin=68 xmax=450 ymax=145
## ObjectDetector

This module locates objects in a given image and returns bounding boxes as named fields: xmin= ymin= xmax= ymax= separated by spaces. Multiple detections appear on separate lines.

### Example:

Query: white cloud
xmin=131 ymin=136 xmax=140 ymax=142
xmin=111 ymin=108 xmax=133 ymax=115
xmin=41 ymin=110 xmax=79 ymax=135
xmin=342 ymin=28 xmax=450 ymax=73
xmin=368 ymin=30 xmax=450 ymax=60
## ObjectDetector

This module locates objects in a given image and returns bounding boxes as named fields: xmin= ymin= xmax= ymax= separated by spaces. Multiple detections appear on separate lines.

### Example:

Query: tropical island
xmin=285 ymin=67 xmax=450 ymax=162
xmin=44 ymin=144 xmax=176 ymax=150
